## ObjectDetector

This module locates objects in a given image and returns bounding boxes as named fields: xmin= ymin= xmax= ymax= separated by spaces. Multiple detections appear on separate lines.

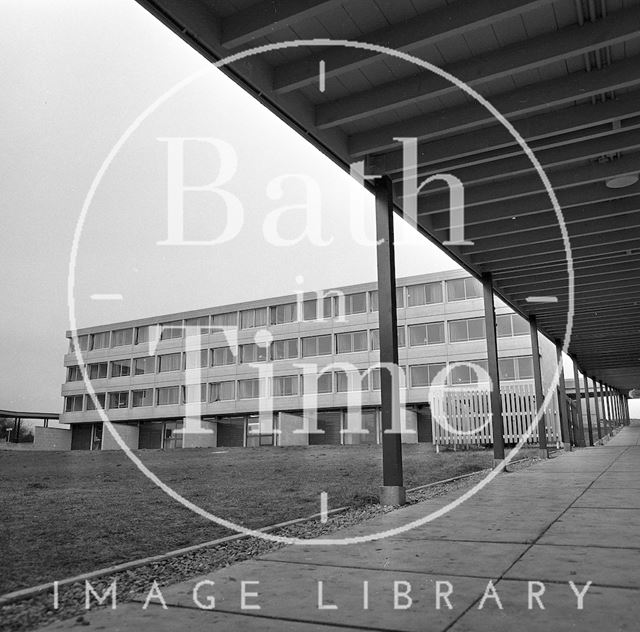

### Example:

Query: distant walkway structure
xmin=0 ymin=409 xmax=60 ymax=443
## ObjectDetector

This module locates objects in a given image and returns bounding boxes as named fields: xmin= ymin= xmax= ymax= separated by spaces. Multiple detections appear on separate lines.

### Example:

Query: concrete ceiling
xmin=135 ymin=0 xmax=640 ymax=391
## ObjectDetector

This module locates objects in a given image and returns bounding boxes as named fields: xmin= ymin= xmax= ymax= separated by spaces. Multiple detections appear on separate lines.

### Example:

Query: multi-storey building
xmin=61 ymin=269 xmax=546 ymax=450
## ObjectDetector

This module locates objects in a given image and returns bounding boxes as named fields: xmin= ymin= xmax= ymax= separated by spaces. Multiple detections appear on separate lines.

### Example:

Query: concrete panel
xmin=101 ymin=422 xmax=139 ymax=451
xmin=402 ymin=408 xmax=418 ymax=444
xmin=33 ymin=426 xmax=71 ymax=450
xmin=183 ymin=419 xmax=217 ymax=448
xmin=278 ymin=412 xmax=308 ymax=446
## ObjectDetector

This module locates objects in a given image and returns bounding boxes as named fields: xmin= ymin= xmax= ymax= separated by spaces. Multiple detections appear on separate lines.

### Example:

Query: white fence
xmin=430 ymin=381 xmax=562 ymax=449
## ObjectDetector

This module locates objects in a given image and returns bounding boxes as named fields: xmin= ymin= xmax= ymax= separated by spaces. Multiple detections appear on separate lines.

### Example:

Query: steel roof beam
xmin=221 ymin=0 xmax=344 ymax=49
xmin=317 ymin=5 xmax=640 ymax=129
xmin=273 ymin=0 xmax=556 ymax=93
xmin=350 ymin=55 xmax=640 ymax=156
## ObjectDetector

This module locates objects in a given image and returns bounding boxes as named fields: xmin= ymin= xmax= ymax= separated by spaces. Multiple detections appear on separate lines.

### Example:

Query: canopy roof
xmin=136 ymin=0 xmax=640 ymax=390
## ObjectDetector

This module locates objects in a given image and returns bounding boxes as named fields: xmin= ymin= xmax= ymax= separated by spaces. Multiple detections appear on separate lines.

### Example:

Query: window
xmin=67 ymin=365 xmax=82 ymax=382
xmin=370 ymin=327 xmax=406 ymax=350
xmin=211 ymin=312 xmax=237 ymax=328
xmin=90 ymin=332 xmax=109 ymax=350
xmin=135 ymin=325 xmax=157 ymax=345
xmin=371 ymin=367 xmax=407 ymax=391
xmin=111 ymin=328 xmax=133 ymax=347
xmin=238 ymin=378 xmax=262 ymax=399
xmin=185 ymin=349 xmax=208 ymax=369
xmin=446 ymin=277 xmax=483 ymax=301
xmin=410 ymin=363 xmax=446 ymax=387
xmin=65 ymin=395 xmax=83 ymax=412
xmin=448 ymin=318 xmax=486 ymax=342
xmin=157 ymin=386 xmax=179 ymax=406
xmin=272 ymin=375 xmax=299 ymax=397
xmin=517 ymin=356 xmax=534 ymax=379
xmin=212 ymin=346 xmax=235 ymax=366
xmin=240 ymin=343 xmax=267 ymax=363
xmin=240 ymin=307 xmax=267 ymax=329
xmin=110 ymin=359 xmax=131 ymax=378
xmin=406 ymin=282 xmax=443 ymax=307
xmin=408 ymin=322 xmax=445 ymax=346
xmin=71 ymin=335 xmax=89 ymax=352
xmin=210 ymin=380 xmax=235 ymax=401
xmin=302 ymin=334 xmax=332 ymax=357
xmin=160 ymin=320 xmax=183 ymax=340
xmin=272 ymin=338 xmax=298 ymax=360
xmin=185 ymin=316 xmax=210 ymax=335
xmin=132 ymin=389 xmax=153 ymax=407
xmin=497 ymin=313 xmax=529 ymax=337
xmin=184 ymin=383 xmax=207 ymax=403
xmin=271 ymin=302 xmax=297 ymax=325
xmin=85 ymin=393 xmax=106 ymax=410
xmin=450 ymin=360 xmax=489 ymax=385
xmin=336 ymin=292 xmax=367 ymax=316
xmin=108 ymin=391 xmax=129 ymax=409
xmin=499 ymin=358 xmax=517 ymax=381
xmin=134 ymin=356 xmax=155 ymax=375
xmin=496 ymin=314 xmax=513 ymax=337
xmin=301 ymin=371 xmax=333 ymax=394
xmin=336 ymin=330 xmax=367 ymax=353
xmin=88 ymin=362 xmax=108 ymax=380
xmin=159 ymin=353 xmax=182 ymax=372
xmin=303 ymin=296 xmax=332 ymax=320
xmin=369 ymin=287 xmax=404 ymax=311
xmin=336 ymin=370 xmax=369 ymax=392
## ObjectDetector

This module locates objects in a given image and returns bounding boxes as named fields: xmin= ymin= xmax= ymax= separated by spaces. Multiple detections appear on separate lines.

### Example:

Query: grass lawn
xmin=0 ymin=444 xmax=497 ymax=594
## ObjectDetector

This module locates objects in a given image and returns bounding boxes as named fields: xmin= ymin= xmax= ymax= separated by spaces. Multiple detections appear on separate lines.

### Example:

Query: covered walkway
xmin=45 ymin=422 xmax=640 ymax=631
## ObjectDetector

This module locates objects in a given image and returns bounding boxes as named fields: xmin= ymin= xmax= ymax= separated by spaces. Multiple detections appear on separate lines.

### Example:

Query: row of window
xmin=64 ymin=356 xmax=534 ymax=412
xmin=67 ymin=314 xmax=530 ymax=382
xmin=70 ymin=278 xmax=487 ymax=351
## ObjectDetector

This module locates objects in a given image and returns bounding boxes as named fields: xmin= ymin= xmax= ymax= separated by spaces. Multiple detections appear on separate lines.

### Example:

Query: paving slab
xmin=262 ymin=539 xmax=529 ymax=578
xmin=538 ymin=507 xmax=640 ymax=548
xmin=449 ymin=579 xmax=640 ymax=632
xmin=503 ymin=543 xmax=640 ymax=588
xmin=136 ymin=559 xmax=490 ymax=632
xmin=572 ymin=486 xmax=640 ymax=509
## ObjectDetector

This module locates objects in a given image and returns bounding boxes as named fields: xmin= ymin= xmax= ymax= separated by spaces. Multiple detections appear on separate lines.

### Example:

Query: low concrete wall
xmin=34 ymin=427 xmax=72 ymax=451
xmin=183 ymin=419 xmax=217 ymax=448
xmin=101 ymin=423 xmax=139 ymax=450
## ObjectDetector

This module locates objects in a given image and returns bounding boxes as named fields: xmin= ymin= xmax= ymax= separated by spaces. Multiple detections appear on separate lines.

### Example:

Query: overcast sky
xmin=2 ymin=0 xmax=636 ymax=418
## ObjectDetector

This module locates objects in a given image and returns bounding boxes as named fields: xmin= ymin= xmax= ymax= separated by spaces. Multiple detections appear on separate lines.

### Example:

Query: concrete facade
xmin=33 ymin=426 xmax=72 ymax=450
xmin=60 ymin=269 xmax=539 ymax=450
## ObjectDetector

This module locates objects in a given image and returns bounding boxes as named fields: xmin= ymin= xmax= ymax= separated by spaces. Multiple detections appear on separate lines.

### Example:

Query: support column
xmin=604 ymin=385 xmax=612 ymax=427
xmin=582 ymin=371 xmax=594 ymax=446
xmin=598 ymin=381 xmax=608 ymax=432
xmin=529 ymin=315 xmax=548 ymax=458
xmin=375 ymin=176 xmax=405 ymax=506
xmin=482 ymin=273 xmax=505 ymax=465
xmin=555 ymin=341 xmax=571 ymax=451
xmin=626 ymin=395 xmax=632 ymax=425
xmin=592 ymin=377 xmax=603 ymax=440
xmin=572 ymin=358 xmax=586 ymax=447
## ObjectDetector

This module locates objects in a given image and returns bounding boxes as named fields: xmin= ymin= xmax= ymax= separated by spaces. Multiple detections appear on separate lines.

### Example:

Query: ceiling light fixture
xmin=605 ymin=174 xmax=639 ymax=189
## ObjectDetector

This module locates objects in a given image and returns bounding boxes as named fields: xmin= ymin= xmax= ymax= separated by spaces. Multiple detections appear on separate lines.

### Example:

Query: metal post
xmin=482 ymin=273 xmax=505 ymax=465
xmin=529 ymin=315 xmax=548 ymax=458
xmin=572 ymin=358 xmax=586 ymax=447
xmin=555 ymin=341 xmax=571 ymax=451
xmin=374 ymin=176 xmax=405 ymax=506
xmin=591 ymin=377 xmax=602 ymax=439
xmin=582 ymin=372 xmax=594 ymax=446
xmin=604 ymin=385 xmax=612 ymax=427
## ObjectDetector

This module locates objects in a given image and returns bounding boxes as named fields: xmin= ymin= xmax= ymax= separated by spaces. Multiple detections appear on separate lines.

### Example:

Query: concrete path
xmin=43 ymin=424 xmax=640 ymax=631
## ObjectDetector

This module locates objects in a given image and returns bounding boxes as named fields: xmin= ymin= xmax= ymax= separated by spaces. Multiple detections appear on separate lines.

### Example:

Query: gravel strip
xmin=1 ymin=458 xmax=538 ymax=632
